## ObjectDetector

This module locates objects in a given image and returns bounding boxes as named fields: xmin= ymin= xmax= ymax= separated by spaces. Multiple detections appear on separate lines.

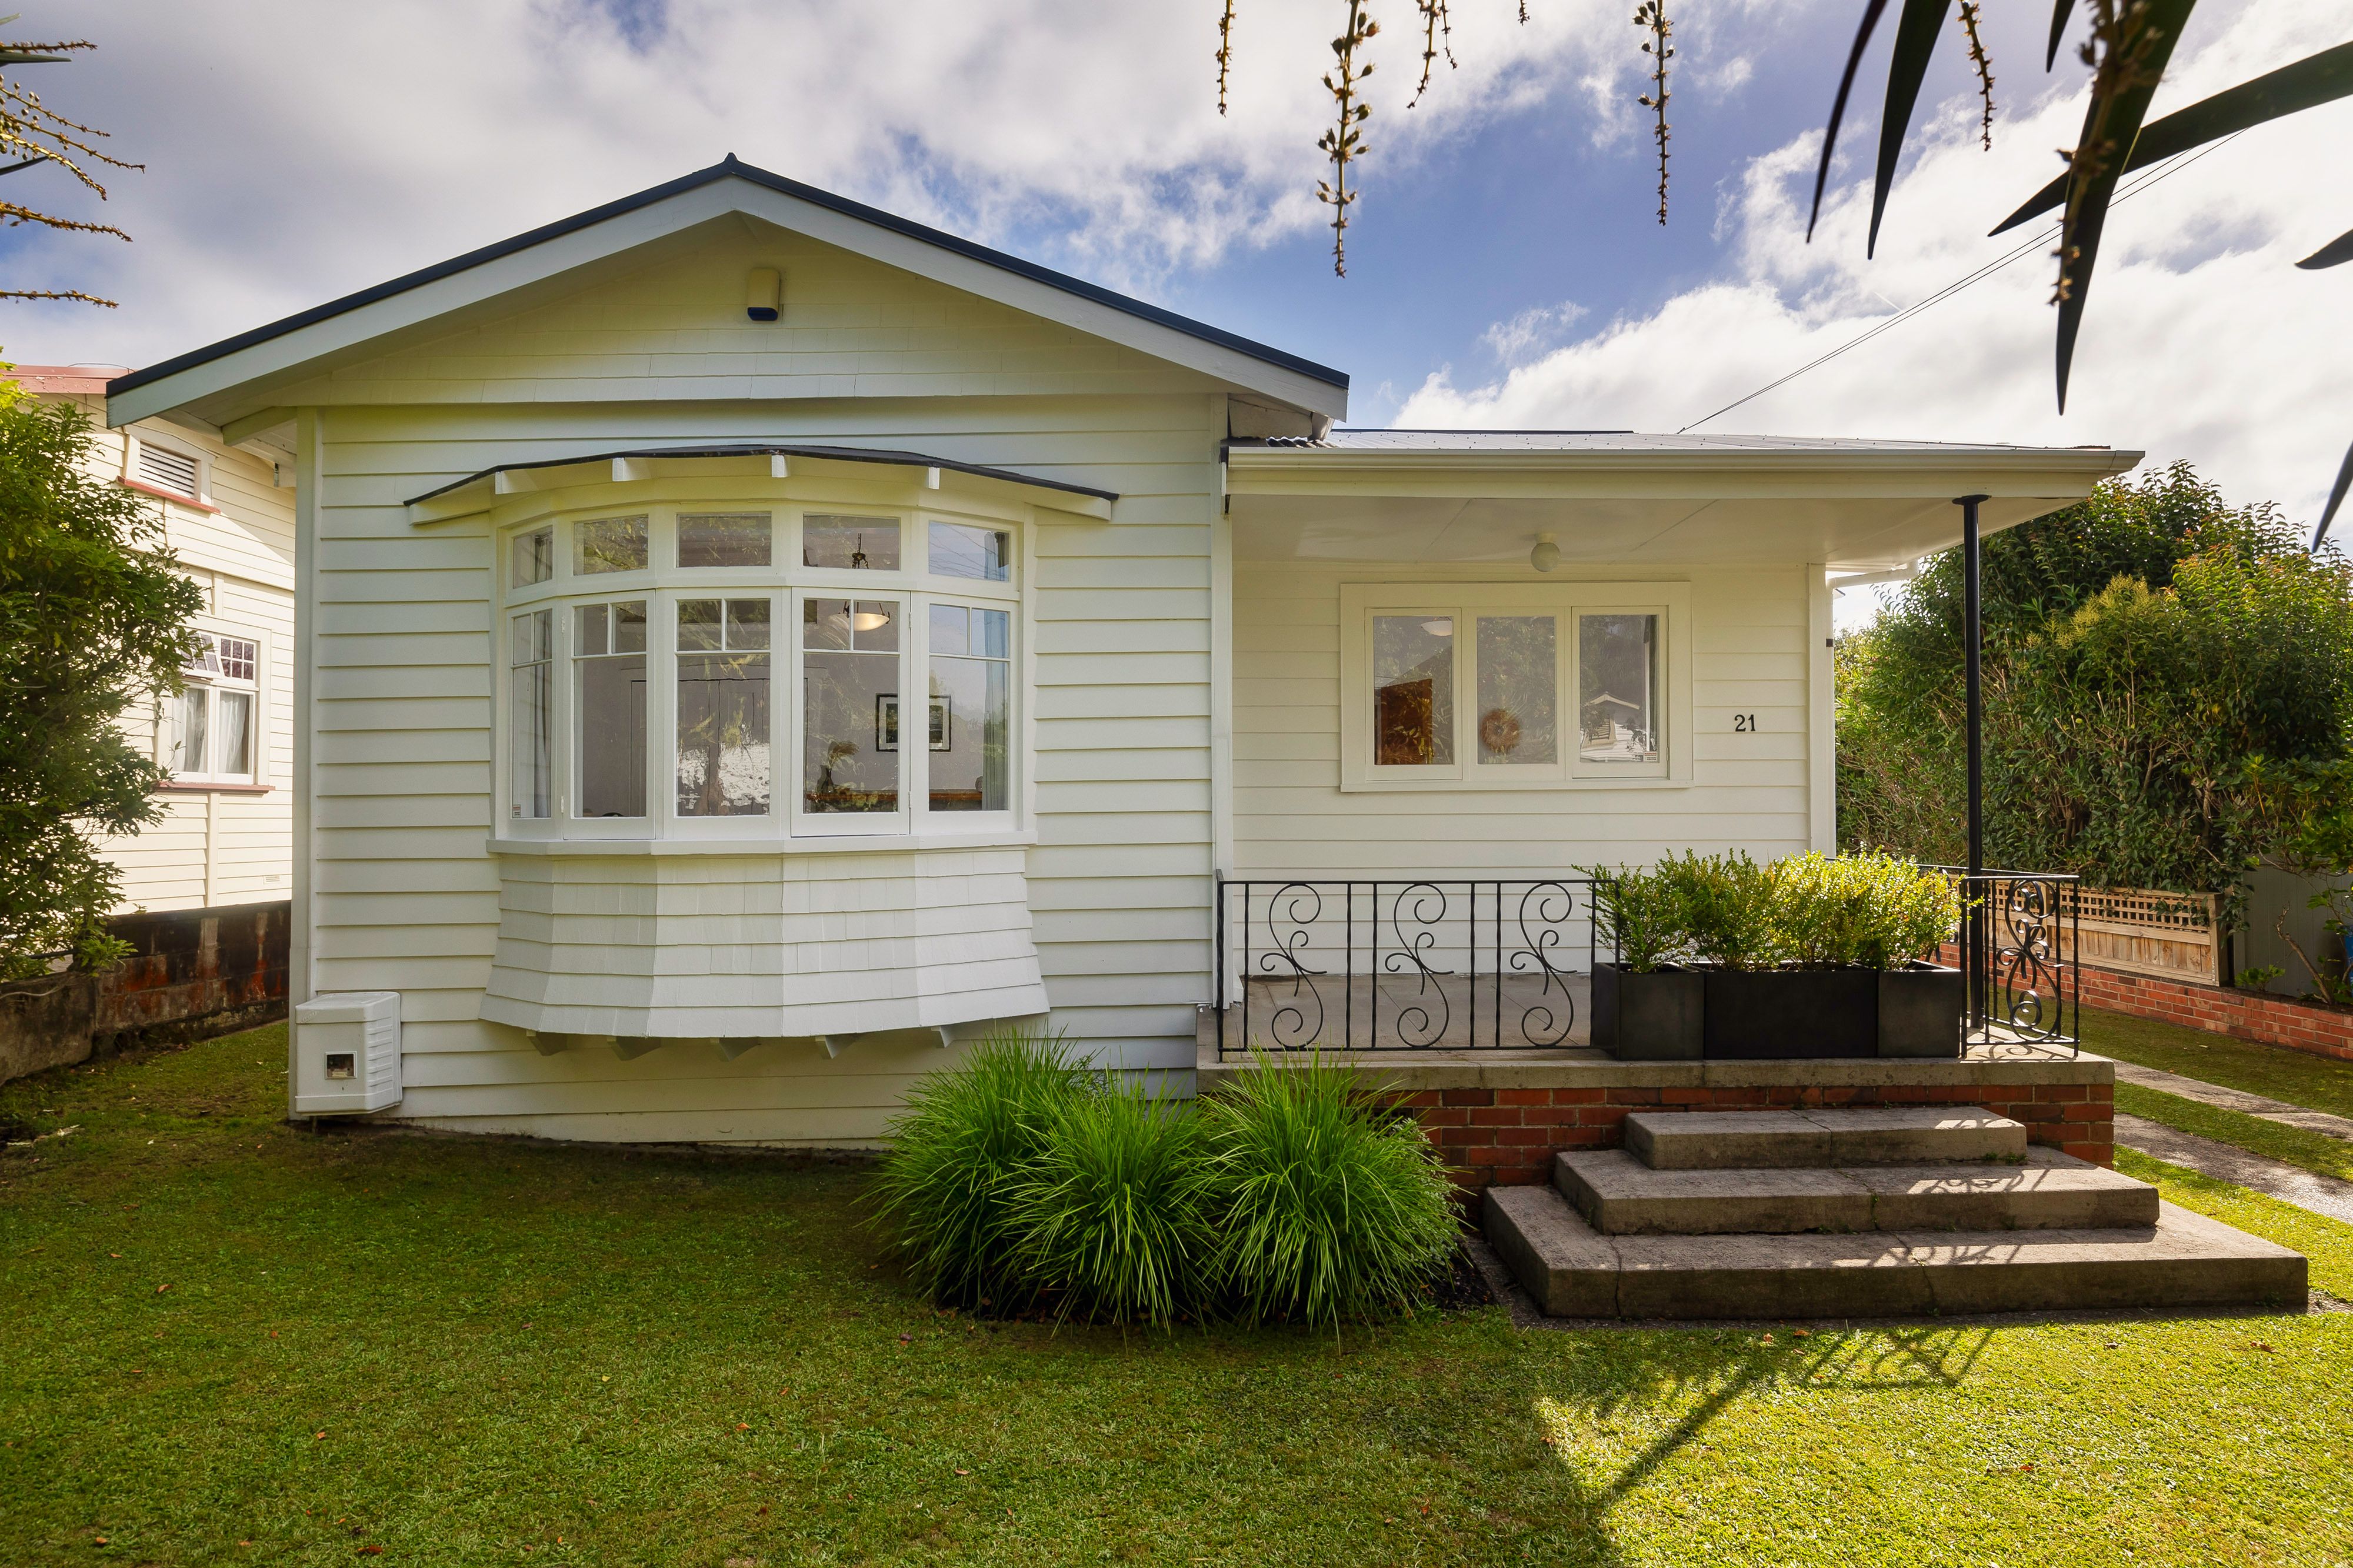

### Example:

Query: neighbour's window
xmin=928 ymin=604 xmax=1011 ymax=812
xmin=576 ymin=515 xmax=649 ymax=575
xmin=1578 ymin=613 xmax=1660 ymax=766
xmin=171 ymin=631 xmax=261 ymax=784
xmin=1372 ymin=615 xmax=1454 ymax=767
xmin=509 ymin=611 xmax=552 ymax=818
xmin=677 ymin=513 xmax=771 ymax=568
xmin=929 ymin=521 xmax=1011 ymax=582
xmin=678 ymin=598 xmax=773 ymax=818
xmin=803 ymin=515 xmax=899 ymax=571
xmin=574 ymin=601 xmax=648 ymax=818
xmin=802 ymin=598 xmax=899 ymax=815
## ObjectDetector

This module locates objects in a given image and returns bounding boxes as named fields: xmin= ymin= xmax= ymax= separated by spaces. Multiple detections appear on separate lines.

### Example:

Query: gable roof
xmin=107 ymin=156 xmax=1349 ymax=426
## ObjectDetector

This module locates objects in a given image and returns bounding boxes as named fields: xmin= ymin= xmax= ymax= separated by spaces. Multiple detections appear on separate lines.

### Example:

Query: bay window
xmin=170 ymin=630 xmax=262 ymax=785
xmin=1341 ymin=582 xmax=1688 ymax=791
xmin=498 ymin=503 xmax=1022 ymax=842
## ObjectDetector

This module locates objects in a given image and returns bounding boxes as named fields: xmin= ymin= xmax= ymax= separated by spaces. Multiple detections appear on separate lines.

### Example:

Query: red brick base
xmin=1397 ymin=1077 xmax=2114 ymax=1192
xmin=2075 ymin=968 xmax=2353 ymax=1065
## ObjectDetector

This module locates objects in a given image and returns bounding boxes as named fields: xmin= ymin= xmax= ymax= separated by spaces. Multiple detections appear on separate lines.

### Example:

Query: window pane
xmin=802 ymin=515 xmax=900 ymax=571
xmin=677 ymin=599 xmax=722 ymax=650
xmin=575 ymin=603 xmax=646 ymax=820
xmin=1579 ymin=613 xmax=1660 ymax=765
xmin=803 ymin=602 xmax=898 ymax=814
xmin=678 ymin=512 xmax=772 ymax=568
xmin=215 ymin=690 xmax=254 ymax=776
xmin=185 ymin=632 xmax=221 ymax=678
xmin=1477 ymin=616 xmax=1557 ymax=765
xmin=576 ymin=515 xmax=649 ymax=575
xmin=929 ymin=521 xmax=1011 ymax=582
xmin=512 ymin=526 xmax=554 ymax=587
xmin=218 ymin=638 xmax=259 ymax=682
xmin=930 ymin=608 xmax=1010 ymax=812
xmin=176 ymin=688 xmax=209 ymax=776
xmin=1372 ymin=615 xmax=1454 ymax=766
xmin=678 ymin=648 xmax=771 ymax=817
xmin=727 ymin=598 xmax=771 ymax=650
xmin=509 ymin=609 xmax=552 ymax=819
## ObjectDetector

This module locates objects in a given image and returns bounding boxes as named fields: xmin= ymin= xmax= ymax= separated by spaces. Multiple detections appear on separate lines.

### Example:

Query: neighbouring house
xmin=5 ymin=365 xmax=295 ymax=1053
xmin=102 ymin=158 xmax=2141 ymax=1145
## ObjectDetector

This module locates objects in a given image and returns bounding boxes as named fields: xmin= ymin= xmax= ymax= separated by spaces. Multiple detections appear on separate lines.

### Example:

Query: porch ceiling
xmin=1224 ymin=437 xmax=2142 ymax=571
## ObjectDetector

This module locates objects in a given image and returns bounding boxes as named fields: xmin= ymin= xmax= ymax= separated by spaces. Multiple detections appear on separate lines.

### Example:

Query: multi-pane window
xmin=509 ymin=610 xmax=552 ymax=818
xmin=574 ymin=601 xmax=647 ymax=818
xmin=169 ymin=631 xmax=260 ymax=784
xmin=501 ymin=509 xmax=1019 ymax=836
xmin=802 ymin=598 xmax=899 ymax=815
xmin=1346 ymin=588 xmax=1678 ymax=789
xmin=928 ymin=605 xmax=1011 ymax=812
xmin=678 ymin=598 xmax=774 ymax=818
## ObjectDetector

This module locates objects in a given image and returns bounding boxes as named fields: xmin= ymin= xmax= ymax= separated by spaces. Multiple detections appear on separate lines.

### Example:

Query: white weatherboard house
xmin=107 ymin=158 xmax=2138 ymax=1143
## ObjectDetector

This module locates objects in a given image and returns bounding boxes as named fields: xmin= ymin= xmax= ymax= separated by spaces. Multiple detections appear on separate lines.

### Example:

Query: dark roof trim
xmin=112 ymin=155 xmax=1349 ymax=399
xmin=404 ymin=442 xmax=1121 ymax=509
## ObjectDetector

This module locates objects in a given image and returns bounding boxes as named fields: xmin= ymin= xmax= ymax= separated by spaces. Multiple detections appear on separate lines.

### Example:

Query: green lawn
xmin=2081 ymin=1006 xmax=2353 ymax=1119
xmin=4 ymin=1026 xmax=2352 ymax=1567
xmin=2116 ymin=1083 xmax=2353 ymax=1184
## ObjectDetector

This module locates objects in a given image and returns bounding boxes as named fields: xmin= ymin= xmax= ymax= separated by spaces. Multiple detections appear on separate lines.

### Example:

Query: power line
xmin=1678 ymin=136 xmax=2241 ymax=434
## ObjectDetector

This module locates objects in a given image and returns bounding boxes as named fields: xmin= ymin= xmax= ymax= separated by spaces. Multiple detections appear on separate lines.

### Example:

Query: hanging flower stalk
xmin=1634 ymin=1 xmax=1673 ymax=225
xmin=1215 ymin=0 xmax=1237 ymax=116
xmin=1957 ymin=2 xmax=1995 ymax=150
xmin=0 ymin=35 xmax=137 ymax=306
xmin=1410 ymin=0 xmax=1455 ymax=108
xmin=1315 ymin=0 xmax=1378 ymax=276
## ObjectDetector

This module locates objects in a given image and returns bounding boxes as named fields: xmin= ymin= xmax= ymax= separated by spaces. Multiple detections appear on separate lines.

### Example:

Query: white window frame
xmin=124 ymin=429 xmax=212 ymax=507
xmin=491 ymin=499 xmax=1025 ymax=846
xmin=1338 ymin=581 xmax=1691 ymax=792
xmin=168 ymin=628 xmax=263 ymax=785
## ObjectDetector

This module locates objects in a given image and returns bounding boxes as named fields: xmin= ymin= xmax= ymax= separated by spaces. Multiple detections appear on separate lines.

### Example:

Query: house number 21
xmin=1733 ymin=713 xmax=1759 ymax=732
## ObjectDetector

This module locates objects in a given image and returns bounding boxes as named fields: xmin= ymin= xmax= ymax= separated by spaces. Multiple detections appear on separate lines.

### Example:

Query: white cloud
xmin=1398 ymin=0 xmax=2353 ymax=523
xmin=1481 ymin=300 xmax=1589 ymax=366
xmin=0 ymin=0 xmax=1707 ymax=369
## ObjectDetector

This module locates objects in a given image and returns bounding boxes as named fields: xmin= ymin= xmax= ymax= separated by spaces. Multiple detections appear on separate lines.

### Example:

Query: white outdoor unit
xmin=293 ymin=992 xmax=402 ymax=1115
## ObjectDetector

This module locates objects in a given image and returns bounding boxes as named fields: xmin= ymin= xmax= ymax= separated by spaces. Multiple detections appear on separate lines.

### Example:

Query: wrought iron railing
xmin=1212 ymin=879 xmax=1594 ymax=1057
xmin=1932 ymin=868 xmax=2082 ymax=1056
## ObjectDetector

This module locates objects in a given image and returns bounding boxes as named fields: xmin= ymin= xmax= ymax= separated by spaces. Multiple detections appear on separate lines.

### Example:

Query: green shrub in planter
xmin=1657 ymin=850 xmax=1785 ymax=970
xmin=1588 ymin=863 xmax=1687 ymax=971
xmin=1202 ymin=1052 xmax=1461 ymax=1327
xmin=1006 ymin=1076 xmax=1216 ymax=1329
xmin=1767 ymin=853 xmax=1964 ymax=969
xmin=871 ymin=1027 xmax=1085 ymax=1310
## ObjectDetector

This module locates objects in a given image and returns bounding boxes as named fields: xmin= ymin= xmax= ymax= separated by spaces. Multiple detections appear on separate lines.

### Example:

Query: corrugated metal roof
xmin=1243 ymin=428 xmax=2118 ymax=457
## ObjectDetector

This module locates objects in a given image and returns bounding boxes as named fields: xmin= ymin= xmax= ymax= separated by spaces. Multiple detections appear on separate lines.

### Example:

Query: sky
xmin=1 ymin=0 xmax=2345 ymax=591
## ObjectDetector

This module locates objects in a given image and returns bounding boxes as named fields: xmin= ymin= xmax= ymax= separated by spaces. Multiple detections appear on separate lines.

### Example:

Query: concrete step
xmin=1484 ymin=1183 xmax=2306 ymax=1320
xmin=1555 ymin=1147 xmax=2160 ymax=1235
xmin=1625 ymin=1107 xmax=2027 ymax=1170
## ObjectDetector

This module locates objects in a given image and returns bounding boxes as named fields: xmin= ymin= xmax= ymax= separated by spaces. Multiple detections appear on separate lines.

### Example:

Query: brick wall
xmin=1399 ymin=1078 xmax=2114 ymax=1191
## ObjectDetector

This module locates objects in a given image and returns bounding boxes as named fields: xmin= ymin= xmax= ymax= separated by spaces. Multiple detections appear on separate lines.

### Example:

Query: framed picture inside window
xmin=875 ymin=695 xmax=953 ymax=752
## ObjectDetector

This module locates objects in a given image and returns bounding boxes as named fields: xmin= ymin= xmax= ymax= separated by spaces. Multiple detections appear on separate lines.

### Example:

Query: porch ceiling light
xmin=1531 ymin=533 xmax=1561 ymax=573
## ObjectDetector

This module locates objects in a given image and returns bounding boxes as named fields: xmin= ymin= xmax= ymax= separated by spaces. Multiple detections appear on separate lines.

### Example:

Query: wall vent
xmin=135 ymin=440 xmax=201 ymax=499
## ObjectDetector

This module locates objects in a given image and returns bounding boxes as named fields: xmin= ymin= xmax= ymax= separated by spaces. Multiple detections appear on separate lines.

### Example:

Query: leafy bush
xmin=1769 ymin=852 xmax=1960 ymax=969
xmin=1201 ymin=1052 xmax=1461 ymax=1328
xmin=871 ymin=1027 xmax=1086 ymax=1311
xmin=1656 ymin=850 xmax=1784 ymax=970
xmin=1006 ymin=1076 xmax=1214 ymax=1329
xmin=1588 ymin=864 xmax=1687 ymax=971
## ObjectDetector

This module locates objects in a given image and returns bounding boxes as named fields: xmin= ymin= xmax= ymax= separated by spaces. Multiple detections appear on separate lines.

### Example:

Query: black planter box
xmin=1593 ymin=962 xmax=1705 ymax=1060
xmin=1877 ymin=962 xmax=1965 ymax=1058
xmin=1702 ymin=967 xmax=1878 ymax=1059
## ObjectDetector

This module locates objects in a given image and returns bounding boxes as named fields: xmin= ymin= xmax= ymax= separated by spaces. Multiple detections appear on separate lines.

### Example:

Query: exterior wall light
xmin=1531 ymin=533 xmax=1561 ymax=572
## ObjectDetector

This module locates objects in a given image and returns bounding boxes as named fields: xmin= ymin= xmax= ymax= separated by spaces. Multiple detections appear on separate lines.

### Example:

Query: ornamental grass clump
xmin=1006 ymin=1075 xmax=1215 ymax=1329
xmin=871 ymin=1027 xmax=1086 ymax=1312
xmin=1201 ymin=1052 xmax=1461 ymax=1329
